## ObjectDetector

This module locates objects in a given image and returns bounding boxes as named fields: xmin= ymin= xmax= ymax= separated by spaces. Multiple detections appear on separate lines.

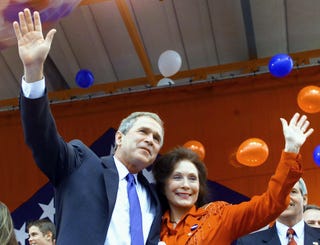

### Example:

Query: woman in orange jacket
xmin=152 ymin=113 xmax=313 ymax=245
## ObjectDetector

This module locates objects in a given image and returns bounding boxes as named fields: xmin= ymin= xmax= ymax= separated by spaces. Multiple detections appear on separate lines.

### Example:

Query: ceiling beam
xmin=80 ymin=0 xmax=111 ymax=5
xmin=1 ymin=48 xmax=319 ymax=108
xmin=79 ymin=0 xmax=156 ymax=85
xmin=114 ymin=0 xmax=157 ymax=86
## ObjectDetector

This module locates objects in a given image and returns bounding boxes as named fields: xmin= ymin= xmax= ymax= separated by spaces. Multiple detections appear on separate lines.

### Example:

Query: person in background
xmin=303 ymin=204 xmax=320 ymax=228
xmin=27 ymin=218 xmax=56 ymax=245
xmin=13 ymin=9 xmax=164 ymax=245
xmin=237 ymin=178 xmax=320 ymax=244
xmin=0 ymin=201 xmax=18 ymax=245
xmin=153 ymin=113 xmax=313 ymax=244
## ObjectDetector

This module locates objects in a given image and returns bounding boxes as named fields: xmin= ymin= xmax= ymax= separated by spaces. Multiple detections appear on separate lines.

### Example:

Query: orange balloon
xmin=183 ymin=140 xmax=205 ymax=160
xmin=236 ymin=138 xmax=269 ymax=167
xmin=229 ymin=150 xmax=244 ymax=168
xmin=297 ymin=85 xmax=320 ymax=114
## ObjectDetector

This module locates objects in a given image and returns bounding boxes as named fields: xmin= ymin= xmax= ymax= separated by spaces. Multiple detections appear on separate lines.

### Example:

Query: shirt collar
xmin=113 ymin=156 xmax=138 ymax=182
xmin=276 ymin=219 xmax=305 ymax=239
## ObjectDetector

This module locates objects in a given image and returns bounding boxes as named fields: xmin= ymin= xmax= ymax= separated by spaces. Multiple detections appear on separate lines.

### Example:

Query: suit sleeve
xmin=19 ymin=91 xmax=85 ymax=186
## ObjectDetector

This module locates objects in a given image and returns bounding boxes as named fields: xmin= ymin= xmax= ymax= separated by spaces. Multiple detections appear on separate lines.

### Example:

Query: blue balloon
xmin=75 ymin=69 xmax=94 ymax=88
xmin=313 ymin=145 xmax=320 ymax=166
xmin=40 ymin=3 xmax=74 ymax=23
xmin=268 ymin=54 xmax=293 ymax=78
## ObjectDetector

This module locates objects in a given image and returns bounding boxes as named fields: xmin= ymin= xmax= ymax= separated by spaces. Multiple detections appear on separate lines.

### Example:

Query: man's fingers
xmin=13 ymin=22 xmax=22 ymax=41
xmin=34 ymin=11 xmax=42 ymax=33
xmin=18 ymin=11 xmax=28 ymax=35
xmin=45 ymin=29 xmax=56 ymax=46
xmin=24 ymin=8 xmax=34 ymax=32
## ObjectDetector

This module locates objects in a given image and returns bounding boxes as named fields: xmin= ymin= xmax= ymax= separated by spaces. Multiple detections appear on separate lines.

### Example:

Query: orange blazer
xmin=160 ymin=151 xmax=302 ymax=245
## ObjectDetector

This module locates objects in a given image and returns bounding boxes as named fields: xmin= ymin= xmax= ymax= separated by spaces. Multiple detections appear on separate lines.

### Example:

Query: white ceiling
xmin=0 ymin=0 xmax=320 ymax=108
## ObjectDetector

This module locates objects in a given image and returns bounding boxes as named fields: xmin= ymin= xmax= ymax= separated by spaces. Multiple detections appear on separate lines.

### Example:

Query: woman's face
xmin=164 ymin=160 xmax=200 ymax=212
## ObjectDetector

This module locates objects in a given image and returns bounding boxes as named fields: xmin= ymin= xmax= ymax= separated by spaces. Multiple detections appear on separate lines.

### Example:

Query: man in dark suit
xmin=14 ymin=9 xmax=164 ymax=245
xmin=237 ymin=178 xmax=320 ymax=244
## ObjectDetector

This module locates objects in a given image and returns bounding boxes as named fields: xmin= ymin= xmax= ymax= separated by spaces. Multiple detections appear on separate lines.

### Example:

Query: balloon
xmin=229 ymin=150 xmax=244 ymax=168
xmin=0 ymin=0 xmax=81 ymax=50
xmin=40 ymin=3 xmax=74 ymax=23
xmin=183 ymin=140 xmax=205 ymax=160
xmin=75 ymin=69 xmax=94 ymax=88
xmin=3 ymin=0 xmax=50 ymax=22
xmin=236 ymin=138 xmax=269 ymax=167
xmin=297 ymin=85 xmax=320 ymax=114
xmin=158 ymin=50 xmax=182 ymax=77
xmin=313 ymin=145 xmax=320 ymax=166
xmin=157 ymin=78 xmax=175 ymax=87
xmin=268 ymin=53 xmax=293 ymax=78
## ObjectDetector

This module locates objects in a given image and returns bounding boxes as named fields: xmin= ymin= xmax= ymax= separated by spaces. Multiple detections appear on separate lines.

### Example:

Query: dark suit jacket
xmin=20 ymin=93 xmax=162 ymax=245
xmin=236 ymin=222 xmax=320 ymax=244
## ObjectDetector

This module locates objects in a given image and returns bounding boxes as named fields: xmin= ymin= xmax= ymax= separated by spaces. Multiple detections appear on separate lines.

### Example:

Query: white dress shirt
xmin=276 ymin=219 xmax=305 ymax=245
xmin=105 ymin=157 xmax=155 ymax=245
xmin=21 ymin=77 xmax=45 ymax=98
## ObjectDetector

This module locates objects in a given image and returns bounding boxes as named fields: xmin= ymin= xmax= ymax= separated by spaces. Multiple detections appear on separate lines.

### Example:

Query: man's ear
xmin=45 ymin=231 xmax=53 ymax=241
xmin=115 ymin=131 xmax=123 ymax=146
xmin=303 ymin=194 xmax=308 ymax=206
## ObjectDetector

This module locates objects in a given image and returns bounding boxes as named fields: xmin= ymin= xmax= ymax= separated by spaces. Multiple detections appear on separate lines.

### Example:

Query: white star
xmin=15 ymin=222 xmax=28 ymax=245
xmin=39 ymin=198 xmax=55 ymax=222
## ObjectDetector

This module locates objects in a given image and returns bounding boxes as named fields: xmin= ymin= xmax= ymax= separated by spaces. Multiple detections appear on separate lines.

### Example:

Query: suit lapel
xmin=262 ymin=225 xmax=282 ymax=244
xmin=138 ymin=173 xmax=158 ymax=205
xmin=101 ymin=156 xmax=119 ymax=222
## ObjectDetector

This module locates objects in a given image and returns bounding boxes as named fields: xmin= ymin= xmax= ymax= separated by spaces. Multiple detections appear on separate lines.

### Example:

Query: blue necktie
xmin=126 ymin=173 xmax=144 ymax=245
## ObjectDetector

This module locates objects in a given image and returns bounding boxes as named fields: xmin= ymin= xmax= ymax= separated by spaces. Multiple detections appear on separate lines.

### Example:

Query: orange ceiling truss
xmin=1 ymin=48 xmax=320 ymax=110
xmin=79 ymin=0 xmax=111 ymax=5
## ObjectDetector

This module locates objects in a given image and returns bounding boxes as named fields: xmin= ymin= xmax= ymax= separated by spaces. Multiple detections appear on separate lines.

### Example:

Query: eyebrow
xmin=140 ymin=127 xmax=162 ymax=141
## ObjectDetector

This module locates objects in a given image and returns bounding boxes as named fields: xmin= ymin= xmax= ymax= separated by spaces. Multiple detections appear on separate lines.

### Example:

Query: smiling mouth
xmin=176 ymin=193 xmax=191 ymax=198
xmin=140 ymin=147 xmax=151 ymax=155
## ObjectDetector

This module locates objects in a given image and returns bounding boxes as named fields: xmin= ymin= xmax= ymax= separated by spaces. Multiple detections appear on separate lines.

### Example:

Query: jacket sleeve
xmin=19 ymin=91 xmax=87 ymax=186
xmin=220 ymin=151 xmax=302 ymax=241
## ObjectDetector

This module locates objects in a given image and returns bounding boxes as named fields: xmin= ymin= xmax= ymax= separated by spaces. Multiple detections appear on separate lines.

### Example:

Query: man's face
xmin=303 ymin=208 xmax=320 ymax=228
xmin=115 ymin=116 xmax=163 ymax=173
xmin=279 ymin=181 xmax=307 ymax=221
xmin=28 ymin=225 xmax=53 ymax=245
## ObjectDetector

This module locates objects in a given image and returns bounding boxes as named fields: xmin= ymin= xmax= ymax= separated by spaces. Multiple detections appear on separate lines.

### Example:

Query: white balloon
xmin=158 ymin=50 xmax=182 ymax=77
xmin=157 ymin=78 xmax=175 ymax=87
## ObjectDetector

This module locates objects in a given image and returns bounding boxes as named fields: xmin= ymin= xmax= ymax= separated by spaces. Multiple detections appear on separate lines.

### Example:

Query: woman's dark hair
xmin=152 ymin=146 xmax=208 ymax=212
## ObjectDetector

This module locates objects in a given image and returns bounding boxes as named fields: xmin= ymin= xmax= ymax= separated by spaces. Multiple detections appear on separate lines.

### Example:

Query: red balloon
xmin=183 ymin=140 xmax=205 ymax=160
xmin=297 ymin=86 xmax=320 ymax=114
xmin=236 ymin=138 xmax=269 ymax=167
